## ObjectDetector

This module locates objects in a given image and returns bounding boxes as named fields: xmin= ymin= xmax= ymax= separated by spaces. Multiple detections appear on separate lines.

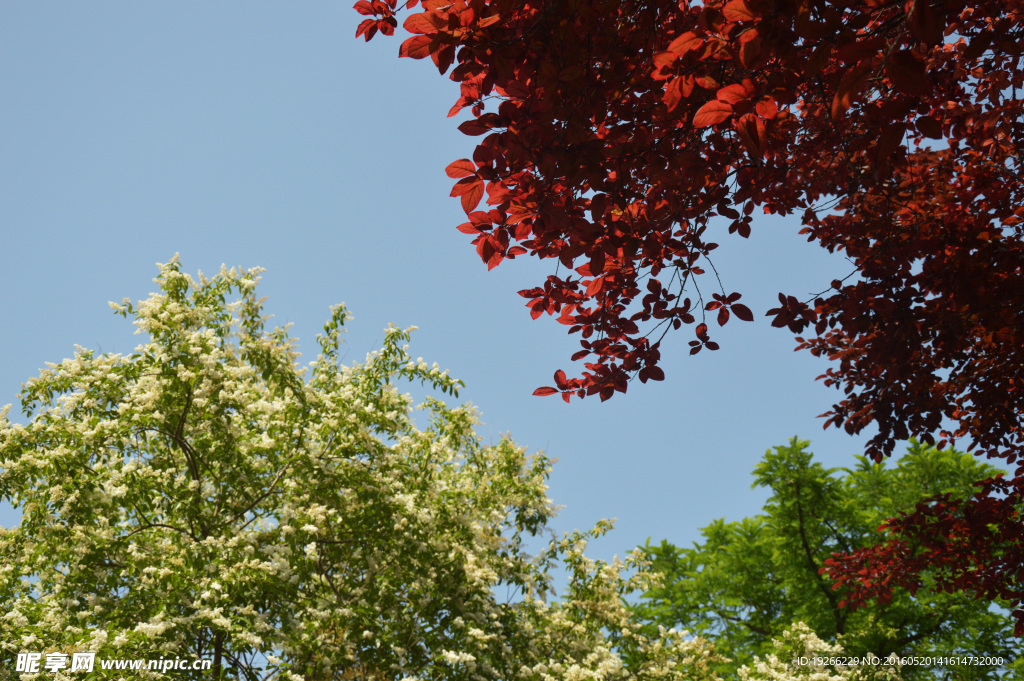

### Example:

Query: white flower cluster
xmin=738 ymin=623 xmax=902 ymax=681
xmin=0 ymin=258 xmax=861 ymax=681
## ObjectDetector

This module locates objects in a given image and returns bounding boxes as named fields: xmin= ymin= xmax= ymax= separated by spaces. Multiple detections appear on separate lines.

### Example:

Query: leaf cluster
xmin=633 ymin=438 xmax=1019 ymax=680
xmin=356 ymin=0 xmax=1024 ymax=621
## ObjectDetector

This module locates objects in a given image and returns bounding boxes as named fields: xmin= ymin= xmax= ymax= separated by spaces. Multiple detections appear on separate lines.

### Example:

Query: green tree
xmin=633 ymin=439 xmax=1019 ymax=681
xmin=1 ymin=257 xmax=721 ymax=681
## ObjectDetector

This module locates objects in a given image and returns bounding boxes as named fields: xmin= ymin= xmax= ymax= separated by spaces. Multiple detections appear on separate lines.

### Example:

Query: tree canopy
xmin=354 ymin=0 xmax=1024 ymax=632
xmin=0 ymin=258 xmax=725 ymax=681
xmin=633 ymin=439 xmax=1019 ymax=680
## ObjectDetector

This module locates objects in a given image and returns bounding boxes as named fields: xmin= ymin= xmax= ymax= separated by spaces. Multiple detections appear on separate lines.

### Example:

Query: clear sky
xmin=1 ymin=2 xmax=886 ymax=563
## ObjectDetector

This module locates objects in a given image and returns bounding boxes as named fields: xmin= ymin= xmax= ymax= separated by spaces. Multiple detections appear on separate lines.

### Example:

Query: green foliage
xmin=634 ymin=438 xmax=1019 ymax=681
xmin=0 ymin=257 xmax=722 ymax=681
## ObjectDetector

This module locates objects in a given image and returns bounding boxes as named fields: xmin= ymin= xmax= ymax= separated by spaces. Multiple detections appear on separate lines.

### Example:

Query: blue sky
xmin=1 ymin=2 xmax=884 ymax=562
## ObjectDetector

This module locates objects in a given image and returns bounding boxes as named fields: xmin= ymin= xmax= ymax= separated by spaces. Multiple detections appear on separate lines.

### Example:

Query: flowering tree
xmin=0 ymin=258 xmax=720 ymax=681
xmin=634 ymin=439 xmax=1017 ymax=680
xmin=354 ymin=0 xmax=1024 ymax=632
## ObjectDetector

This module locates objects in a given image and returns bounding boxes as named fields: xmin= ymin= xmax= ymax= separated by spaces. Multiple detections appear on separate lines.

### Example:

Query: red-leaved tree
xmin=355 ymin=0 xmax=1023 ymax=633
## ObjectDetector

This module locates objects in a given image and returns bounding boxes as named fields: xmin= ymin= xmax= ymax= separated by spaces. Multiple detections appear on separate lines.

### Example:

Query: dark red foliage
xmin=824 ymin=476 xmax=1024 ymax=636
xmin=357 ymin=0 xmax=1024 ymax=632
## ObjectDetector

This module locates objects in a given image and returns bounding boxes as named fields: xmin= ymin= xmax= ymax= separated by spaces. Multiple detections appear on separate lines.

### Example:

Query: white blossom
xmin=0 ymin=259 xmax=778 ymax=681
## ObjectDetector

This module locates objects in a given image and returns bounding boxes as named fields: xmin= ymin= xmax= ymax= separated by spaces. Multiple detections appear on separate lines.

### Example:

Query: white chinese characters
xmin=14 ymin=652 xmax=94 ymax=674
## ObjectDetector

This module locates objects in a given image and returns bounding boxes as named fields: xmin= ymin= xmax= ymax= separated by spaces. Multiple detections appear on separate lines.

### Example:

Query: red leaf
xmin=399 ymin=34 xmax=433 ymax=59
xmin=734 ymin=113 xmax=766 ymax=157
xmin=663 ymin=76 xmax=695 ymax=111
xmin=724 ymin=0 xmax=757 ymax=21
xmin=886 ymin=50 xmax=929 ymax=96
xmin=755 ymin=96 xmax=778 ymax=119
xmin=732 ymin=303 xmax=754 ymax=321
xmin=693 ymin=100 xmax=733 ymax=127
xmin=403 ymin=11 xmax=443 ymax=33
xmin=834 ymin=36 xmax=886 ymax=64
xmin=739 ymin=30 xmax=762 ymax=68
xmin=652 ymin=52 xmax=679 ymax=81
xmin=446 ymin=159 xmax=477 ymax=178
xmin=723 ymin=0 xmax=757 ymax=22
xmin=718 ymin=204 xmax=740 ymax=219
xmin=906 ymin=0 xmax=944 ymax=46
xmin=718 ymin=307 xmax=730 ymax=326
xmin=716 ymin=83 xmax=749 ymax=106
xmin=356 ymin=18 xmax=378 ymax=40
xmin=916 ymin=115 xmax=943 ymax=139
xmin=831 ymin=60 xmax=872 ymax=119
xmin=456 ymin=180 xmax=485 ymax=213
xmin=432 ymin=44 xmax=456 ymax=74
xmin=448 ymin=97 xmax=471 ymax=118
xmin=450 ymin=176 xmax=482 ymax=197
xmin=874 ymin=122 xmax=906 ymax=178
xmin=559 ymin=66 xmax=585 ymax=82
xmin=554 ymin=370 xmax=568 ymax=389
xmin=667 ymin=31 xmax=703 ymax=56
xmin=354 ymin=0 xmax=376 ymax=16
xmin=457 ymin=119 xmax=492 ymax=136
xmin=533 ymin=386 xmax=558 ymax=396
